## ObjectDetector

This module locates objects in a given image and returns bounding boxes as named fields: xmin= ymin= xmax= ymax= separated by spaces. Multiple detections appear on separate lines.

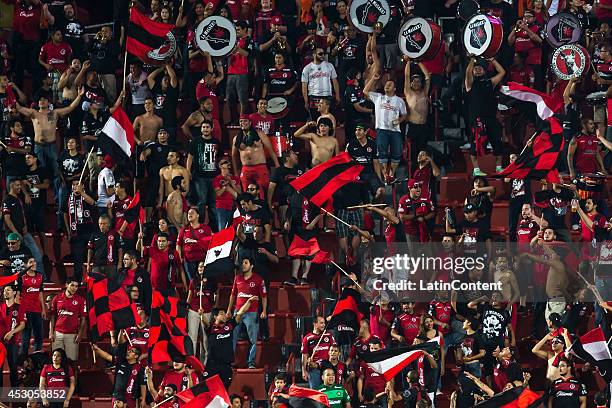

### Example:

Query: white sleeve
xmin=103 ymin=170 xmax=115 ymax=187
xmin=368 ymin=92 xmax=381 ymax=103
xmin=301 ymin=65 xmax=311 ymax=83
xmin=399 ymin=98 xmax=408 ymax=116
xmin=329 ymin=63 xmax=337 ymax=80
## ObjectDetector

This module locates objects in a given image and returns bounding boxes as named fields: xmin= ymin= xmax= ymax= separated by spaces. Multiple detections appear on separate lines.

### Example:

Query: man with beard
xmin=110 ymin=180 xmax=137 ymax=251
xmin=181 ymin=97 xmax=222 ymax=141
xmin=232 ymin=115 xmax=279 ymax=195
xmin=23 ymin=153 xmax=50 ymax=233
xmin=294 ymin=118 xmax=339 ymax=166
xmin=239 ymin=193 xmax=272 ymax=244
xmin=166 ymin=176 xmax=188 ymax=230
xmin=66 ymin=179 xmax=95 ymax=281
xmin=226 ymin=257 xmax=267 ymax=369
xmin=115 ymin=251 xmax=150 ymax=307
xmin=49 ymin=279 xmax=85 ymax=361
xmin=464 ymin=57 xmax=505 ymax=176
xmin=505 ymin=153 xmax=533 ymax=241
xmin=147 ymin=64 xmax=178 ymax=142
xmin=87 ymin=26 xmax=120 ymax=100
xmin=343 ymin=69 xmax=373 ymax=139
xmin=567 ymin=118 xmax=606 ymax=181
xmin=133 ymin=97 xmax=162 ymax=145
xmin=92 ymin=343 xmax=146 ymax=408
xmin=158 ymin=150 xmax=190 ymax=208
xmin=2 ymin=119 xmax=32 ymax=184
xmin=301 ymin=47 xmax=341 ymax=119
xmin=137 ymin=232 xmax=186 ymax=296
xmin=2 ymin=179 xmax=43 ymax=274
xmin=146 ymin=376 xmax=182 ymax=408
xmin=0 ymin=234 xmax=32 ymax=276
xmin=547 ymin=357 xmax=587 ymax=407
xmin=398 ymin=180 xmax=435 ymax=243
xmin=0 ymin=285 xmax=25 ymax=387
xmin=390 ymin=301 xmax=421 ymax=347
xmin=517 ymin=203 xmax=547 ymax=245
xmin=140 ymin=128 xmax=172 ymax=214
xmin=87 ymin=214 xmax=123 ymax=279
xmin=412 ymin=150 xmax=440 ymax=202
xmin=404 ymin=59 xmax=431 ymax=163
xmin=49 ymin=4 xmax=85 ymax=59
xmin=187 ymin=120 xmax=220 ymax=225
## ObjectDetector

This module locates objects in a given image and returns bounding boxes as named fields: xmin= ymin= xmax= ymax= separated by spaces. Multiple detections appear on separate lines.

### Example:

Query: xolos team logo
xmin=552 ymin=44 xmax=590 ymax=80
xmin=195 ymin=16 xmax=237 ymax=57
xmin=349 ymin=0 xmax=391 ymax=33
xmin=147 ymin=31 xmax=177 ymax=64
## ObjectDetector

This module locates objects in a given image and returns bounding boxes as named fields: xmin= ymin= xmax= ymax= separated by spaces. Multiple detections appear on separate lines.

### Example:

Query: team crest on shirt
xmin=132 ymin=369 xmax=138 ymax=375
xmin=224 ymin=325 xmax=229 ymax=330
xmin=84 ymin=210 xmax=90 ymax=217
xmin=324 ymin=337 xmax=329 ymax=342
xmin=249 ymin=282 xmax=255 ymax=288
xmin=109 ymin=235 xmax=114 ymax=241
xmin=367 ymin=147 xmax=372 ymax=152
xmin=137 ymin=277 xmax=143 ymax=283
xmin=570 ymin=383 xmax=576 ymax=389
xmin=529 ymin=223 xmax=533 ymax=228
xmin=144 ymin=332 xmax=149 ymax=338
xmin=60 ymin=49 xmax=66 ymax=55
xmin=11 ymin=310 xmax=17 ymax=316
xmin=72 ymin=300 xmax=78 ymax=305
xmin=198 ymin=229 xmax=203 ymax=233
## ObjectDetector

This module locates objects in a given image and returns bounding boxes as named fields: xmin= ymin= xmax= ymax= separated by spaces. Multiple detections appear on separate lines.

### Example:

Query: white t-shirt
xmin=301 ymin=61 xmax=337 ymax=97
xmin=368 ymin=92 xmax=407 ymax=132
xmin=96 ymin=167 xmax=115 ymax=207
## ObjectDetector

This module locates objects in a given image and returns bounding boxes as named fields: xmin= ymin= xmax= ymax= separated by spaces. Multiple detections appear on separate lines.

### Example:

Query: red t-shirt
xmin=249 ymin=112 xmax=275 ymax=136
xmin=0 ymin=302 xmax=25 ymax=344
xmin=573 ymin=133 xmax=600 ymax=174
xmin=51 ymin=292 xmax=85 ymax=334
xmin=188 ymin=279 xmax=214 ymax=313
xmin=18 ymin=272 xmax=44 ymax=313
xmin=41 ymin=364 xmax=74 ymax=388
xmin=513 ymin=25 xmax=542 ymax=65
xmin=11 ymin=1 xmax=41 ymax=41
xmin=429 ymin=300 xmax=452 ymax=335
xmin=582 ymin=213 xmax=607 ymax=243
xmin=212 ymin=175 xmax=240 ymax=211
xmin=359 ymin=361 xmax=387 ymax=393
xmin=411 ymin=166 xmax=433 ymax=200
xmin=177 ymin=224 xmax=212 ymax=263
xmin=369 ymin=305 xmax=394 ymax=344
xmin=517 ymin=218 xmax=539 ymax=245
xmin=493 ymin=358 xmax=512 ymax=392
xmin=120 ymin=267 xmax=137 ymax=290
xmin=228 ymin=36 xmax=253 ymax=75
xmin=509 ymin=65 xmax=535 ymax=87
xmin=39 ymin=41 xmax=72 ymax=72
xmin=159 ymin=370 xmax=199 ymax=393
xmin=398 ymin=194 xmax=434 ymax=239
xmin=112 ymin=196 xmax=137 ymax=240
xmin=146 ymin=246 xmax=181 ymax=290
xmin=124 ymin=325 xmax=150 ymax=356
xmin=195 ymin=81 xmax=220 ymax=120
xmin=230 ymin=273 xmax=267 ymax=313
xmin=300 ymin=331 xmax=336 ymax=364
xmin=393 ymin=312 xmax=421 ymax=346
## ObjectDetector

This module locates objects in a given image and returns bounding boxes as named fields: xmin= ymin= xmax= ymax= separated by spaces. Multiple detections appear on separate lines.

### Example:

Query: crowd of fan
xmin=0 ymin=0 xmax=610 ymax=407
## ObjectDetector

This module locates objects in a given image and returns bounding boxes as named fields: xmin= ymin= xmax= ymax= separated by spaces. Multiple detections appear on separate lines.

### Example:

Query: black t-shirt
xmin=378 ymin=2 xmax=403 ymax=45
xmin=332 ymin=181 xmax=370 ymax=210
xmin=144 ymin=142 xmax=172 ymax=179
xmin=3 ymin=133 xmax=32 ymax=177
xmin=188 ymin=137 xmax=220 ymax=178
xmin=112 ymin=343 xmax=145 ymax=401
xmin=25 ymin=166 xmax=50 ymax=205
xmin=549 ymin=377 xmax=587 ymax=408
xmin=264 ymin=66 xmax=298 ymax=96
xmin=58 ymin=150 xmax=86 ymax=182
xmin=337 ymin=38 xmax=365 ymax=74
xmin=541 ymin=189 xmax=573 ymax=230
xmin=87 ymin=231 xmax=123 ymax=267
xmin=346 ymin=138 xmax=378 ymax=173
xmin=238 ymin=241 xmax=277 ymax=281
xmin=87 ymin=40 xmax=121 ymax=75
xmin=343 ymin=83 xmax=371 ymax=124
xmin=241 ymin=206 xmax=271 ymax=236
xmin=82 ymin=85 xmax=110 ymax=107
xmin=270 ymin=165 xmax=305 ymax=204
xmin=478 ymin=304 xmax=510 ymax=348
xmin=80 ymin=110 xmax=108 ymax=151
xmin=151 ymin=82 xmax=178 ymax=127
xmin=402 ymin=384 xmax=429 ymax=408
xmin=468 ymin=79 xmax=497 ymax=120
xmin=2 ymin=195 xmax=26 ymax=234
xmin=55 ymin=16 xmax=85 ymax=56
xmin=457 ymin=218 xmax=490 ymax=244
xmin=208 ymin=319 xmax=237 ymax=364
xmin=0 ymin=246 xmax=32 ymax=275
xmin=460 ymin=332 xmax=484 ymax=361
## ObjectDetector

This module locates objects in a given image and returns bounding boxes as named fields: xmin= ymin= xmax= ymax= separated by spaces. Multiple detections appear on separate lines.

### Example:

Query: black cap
xmin=464 ymin=203 xmax=477 ymax=213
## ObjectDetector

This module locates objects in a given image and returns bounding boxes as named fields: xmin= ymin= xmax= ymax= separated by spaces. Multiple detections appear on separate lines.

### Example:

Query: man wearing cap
xmin=342 ymin=69 xmax=373 ymax=140
xmin=2 ymin=178 xmax=44 ymax=275
xmin=464 ymin=57 xmax=505 ymax=176
xmin=0 ymin=233 xmax=32 ymax=275
xmin=446 ymin=203 xmax=491 ymax=254
xmin=294 ymin=118 xmax=339 ymax=166
xmin=363 ymin=74 xmax=408 ymax=181
xmin=398 ymin=179 xmax=435 ymax=243
xmin=346 ymin=124 xmax=384 ymax=197
xmin=232 ymin=115 xmax=279 ymax=195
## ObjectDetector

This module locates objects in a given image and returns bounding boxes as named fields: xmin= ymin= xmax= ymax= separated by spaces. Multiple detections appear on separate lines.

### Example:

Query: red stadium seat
xmin=228 ymin=369 xmax=268 ymax=401
xmin=254 ymin=339 xmax=282 ymax=370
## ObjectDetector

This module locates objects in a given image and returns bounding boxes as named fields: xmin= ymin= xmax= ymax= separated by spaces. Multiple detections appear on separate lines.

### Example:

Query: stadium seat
xmin=268 ymin=312 xmax=297 ymax=343
xmin=228 ymin=368 xmax=268 ymax=401
xmin=78 ymin=369 xmax=114 ymax=397
xmin=254 ymin=339 xmax=282 ymax=370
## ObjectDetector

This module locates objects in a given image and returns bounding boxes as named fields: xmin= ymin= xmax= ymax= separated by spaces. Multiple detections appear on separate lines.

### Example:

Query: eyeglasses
xmin=7 ymin=242 xmax=18 ymax=246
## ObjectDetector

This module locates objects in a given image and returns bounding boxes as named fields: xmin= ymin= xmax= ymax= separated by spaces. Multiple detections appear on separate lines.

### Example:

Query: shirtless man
xmin=158 ymin=150 xmax=190 ymax=208
xmin=166 ymin=175 xmax=188 ymax=229
xmin=294 ymin=117 xmax=339 ymax=166
xmin=181 ymin=97 xmax=221 ymax=140
xmin=133 ymin=97 xmax=163 ymax=145
xmin=404 ymin=58 xmax=431 ymax=161
xmin=231 ymin=114 xmax=279 ymax=195
xmin=16 ymin=87 xmax=84 ymax=182
xmin=316 ymin=98 xmax=337 ymax=135
xmin=364 ymin=31 xmax=382 ymax=83
xmin=58 ymin=59 xmax=88 ymax=102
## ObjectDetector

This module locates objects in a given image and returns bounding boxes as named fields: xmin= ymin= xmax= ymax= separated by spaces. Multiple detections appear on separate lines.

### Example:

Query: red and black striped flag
xmin=358 ymin=340 xmax=440 ymax=382
xmin=496 ymin=117 xmax=564 ymax=183
xmin=123 ymin=191 xmax=145 ymax=224
xmin=126 ymin=8 xmax=177 ymax=64
xmin=287 ymin=235 xmax=331 ymax=264
xmin=290 ymin=152 xmax=364 ymax=207
xmin=327 ymin=287 xmax=364 ymax=333
xmin=279 ymin=385 xmax=330 ymax=408
xmin=0 ymin=273 xmax=19 ymax=287
xmin=474 ymin=386 xmax=545 ymax=408
xmin=86 ymin=276 xmax=139 ymax=340
xmin=149 ymin=291 xmax=204 ymax=372
xmin=176 ymin=375 xmax=230 ymax=408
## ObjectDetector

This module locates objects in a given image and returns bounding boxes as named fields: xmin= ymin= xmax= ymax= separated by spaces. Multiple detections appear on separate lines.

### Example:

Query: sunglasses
xmin=7 ymin=242 xmax=18 ymax=246
xmin=247 ymin=187 xmax=258 ymax=191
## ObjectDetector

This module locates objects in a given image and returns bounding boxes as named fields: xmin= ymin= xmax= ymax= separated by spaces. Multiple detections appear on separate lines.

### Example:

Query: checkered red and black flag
xmin=495 ymin=117 xmax=564 ymax=183
xmin=86 ymin=276 xmax=139 ymax=340
xmin=149 ymin=291 xmax=204 ymax=372
xmin=123 ymin=191 xmax=145 ymax=224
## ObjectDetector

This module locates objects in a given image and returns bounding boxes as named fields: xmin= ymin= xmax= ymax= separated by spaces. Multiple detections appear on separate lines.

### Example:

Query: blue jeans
xmin=21 ymin=311 xmax=43 ymax=353
xmin=308 ymin=368 xmax=322 ymax=389
xmin=232 ymin=311 xmax=258 ymax=367
xmin=193 ymin=177 xmax=217 ymax=228
xmin=463 ymin=361 xmax=482 ymax=378
xmin=216 ymin=208 xmax=233 ymax=230
xmin=22 ymin=233 xmax=44 ymax=277
xmin=376 ymin=129 xmax=402 ymax=164
xmin=184 ymin=261 xmax=199 ymax=282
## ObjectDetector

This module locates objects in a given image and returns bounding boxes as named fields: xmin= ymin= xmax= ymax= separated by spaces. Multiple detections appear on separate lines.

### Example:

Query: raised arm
xmin=147 ymin=66 xmax=165 ymax=89
xmin=465 ymin=58 xmax=475 ymax=92
xmin=418 ymin=62 xmax=431 ymax=94
xmin=55 ymin=87 xmax=85 ymax=117
xmin=490 ymin=58 xmax=506 ymax=87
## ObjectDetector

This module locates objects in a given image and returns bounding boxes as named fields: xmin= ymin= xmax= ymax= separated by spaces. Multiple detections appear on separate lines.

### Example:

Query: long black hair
xmin=51 ymin=348 xmax=71 ymax=387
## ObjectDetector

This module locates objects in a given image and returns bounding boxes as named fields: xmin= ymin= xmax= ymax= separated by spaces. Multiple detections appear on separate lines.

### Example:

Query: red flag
xmin=288 ymin=385 xmax=330 ymax=407
xmin=501 ymin=82 xmax=563 ymax=120
xmin=123 ymin=192 xmax=145 ymax=224
xmin=177 ymin=375 xmax=230 ymax=408
xmin=0 ymin=273 xmax=19 ymax=287
xmin=126 ymin=8 xmax=176 ymax=64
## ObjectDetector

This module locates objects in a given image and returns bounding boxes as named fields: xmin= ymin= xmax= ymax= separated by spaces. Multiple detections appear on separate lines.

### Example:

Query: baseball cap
xmin=157 ymin=128 xmax=168 ymax=134
xmin=239 ymin=113 xmax=250 ymax=120
xmin=464 ymin=203 xmax=477 ymax=213
xmin=407 ymin=179 xmax=422 ymax=188
xmin=271 ymin=15 xmax=283 ymax=25
xmin=306 ymin=21 xmax=317 ymax=30
xmin=6 ymin=233 xmax=21 ymax=242
xmin=355 ymin=123 xmax=368 ymax=130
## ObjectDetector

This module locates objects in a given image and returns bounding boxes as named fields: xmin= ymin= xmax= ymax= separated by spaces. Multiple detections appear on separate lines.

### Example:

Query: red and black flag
xmin=279 ymin=385 xmax=330 ymax=408
xmin=149 ymin=291 xmax=204 ymax=372
xmin=176 ymin=375 xmax=230 ymax=408
xmin=287 ymin=235 xmax=331 ymax=264
xmin=0 ymin=273 xmax=19 ymax=287
xmin=495 ymin=117 xmax=564 ymax=183
xmin=475 ymin=386 xmax=545 ymax=408
xmin=289 ymin=152 xmax=364 ymax=207
xmin=357 ymin=340 xmax=439 ymax=382
xmin=327 ymin=287 xmax=365 ymax=333
xmin=86 ymin=276 xmax=139 ymax=340
xmin=123 ymin=191 xmax=145 ymax=224
xmin=126 ymin=8 xmax=177 ymax=65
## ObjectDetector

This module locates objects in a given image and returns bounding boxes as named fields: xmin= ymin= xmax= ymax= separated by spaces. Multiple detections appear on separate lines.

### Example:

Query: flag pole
xmin=331 ymin=260 xmax=363 ymax=291
xmin=520 ymin=131 xmax=538 ymax=156
xmin=152 ymin=396 xmax=175 ymax=408
xmin=91 ymin=343 xmax=97 ymax=364
xmin=320 ymin=207 xmax=352 ymax=228
xmin=123 ymin=329 xmax=134 ymax=347
xmin=347 ymin=203 xmax=386 ymax=210
xmin=122 ymin=6 xmax=132 ymax=94
xmin=78 ymin=145 xmax=96 ymax=185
